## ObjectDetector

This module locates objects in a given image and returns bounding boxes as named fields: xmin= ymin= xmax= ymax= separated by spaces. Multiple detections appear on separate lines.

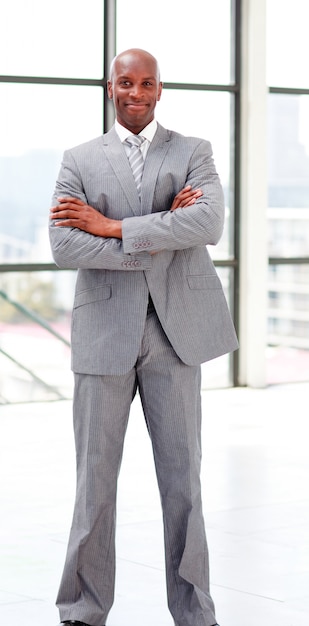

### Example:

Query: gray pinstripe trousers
xmin=56 ymin=310 xmax=217 ymax=626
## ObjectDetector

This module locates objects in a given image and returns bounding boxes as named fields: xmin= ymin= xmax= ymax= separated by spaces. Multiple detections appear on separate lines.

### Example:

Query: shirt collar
xmin=115 ymin=119 xmax=157 ymax=144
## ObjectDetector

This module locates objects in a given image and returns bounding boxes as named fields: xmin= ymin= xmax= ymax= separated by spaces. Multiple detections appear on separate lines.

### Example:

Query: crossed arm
xmin=49 ymin=185 xmax=203 ymax=239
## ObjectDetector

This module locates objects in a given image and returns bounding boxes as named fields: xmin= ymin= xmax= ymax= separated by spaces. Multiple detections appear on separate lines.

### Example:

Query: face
xmin=107 ymin=49 xmax=163 ymax=134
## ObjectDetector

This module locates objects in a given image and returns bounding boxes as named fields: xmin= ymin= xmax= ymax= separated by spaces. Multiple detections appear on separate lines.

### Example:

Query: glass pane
xmin=267 ymin=94 xmax=309 ymax=257
xmin=0 ymin=0 xmax=103 ymax=78
xmin=267 ymin=0 xmax=309 ymax=88
xmin=0 ymin=84 xmax=103 ymax=263
xmin=0 ymin=266 xmax=234 ymax=403
xmin=267 ymin=264 xmax=309 ymax=384
xmin=157 ymin=90 xmax=233 ymax=260
xmin=116 ymin=0 xmax=232 ymax=84
xmin=0 ymin=270 xmax=75 ymax=403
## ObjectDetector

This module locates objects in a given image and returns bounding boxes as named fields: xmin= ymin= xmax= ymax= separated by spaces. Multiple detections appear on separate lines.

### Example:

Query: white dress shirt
xmin=115 ymin=118 xmax=158 ymax=161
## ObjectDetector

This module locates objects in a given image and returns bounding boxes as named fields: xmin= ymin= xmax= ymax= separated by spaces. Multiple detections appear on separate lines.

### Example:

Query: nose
xmin=129 ymin=83 xmax=143 ymax=98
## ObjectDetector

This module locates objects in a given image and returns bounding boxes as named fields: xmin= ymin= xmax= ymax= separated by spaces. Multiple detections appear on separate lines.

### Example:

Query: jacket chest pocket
xmin=186 ymin=275 xmax=221 ymax=290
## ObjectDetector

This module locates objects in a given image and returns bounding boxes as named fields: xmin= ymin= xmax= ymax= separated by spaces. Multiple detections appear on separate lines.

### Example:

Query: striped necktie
xmin=125 ymin=135 xmax=145 ymax=198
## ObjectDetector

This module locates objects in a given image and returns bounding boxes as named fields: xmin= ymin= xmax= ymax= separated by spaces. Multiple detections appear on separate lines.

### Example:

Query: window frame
xmin=0 ymin=0 xmax=241 ymax=387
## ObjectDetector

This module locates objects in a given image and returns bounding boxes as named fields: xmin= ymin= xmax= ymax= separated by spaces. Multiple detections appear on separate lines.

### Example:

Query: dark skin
xmin=108 ymin=47 xmax=163 ymax=135
xmin=50 ymin=49 xmax=203 ymax=239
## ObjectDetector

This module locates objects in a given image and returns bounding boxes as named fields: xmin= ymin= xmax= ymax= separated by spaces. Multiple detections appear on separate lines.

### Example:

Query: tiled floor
xmin=1 ymin=382 xmax=308 ymax=626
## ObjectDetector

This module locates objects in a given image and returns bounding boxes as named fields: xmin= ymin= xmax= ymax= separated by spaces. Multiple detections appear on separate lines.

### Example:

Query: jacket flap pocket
xmin=74 ymin=285 xmax=112 ymax=308
xmin=187 ymin=274 xmax=221 ymax=290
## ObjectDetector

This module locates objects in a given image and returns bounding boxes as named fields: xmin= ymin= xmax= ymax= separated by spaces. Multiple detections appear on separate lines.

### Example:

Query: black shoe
xmin=60 ymin=622 xmax=106 ymax=626
xmin=60 ymin=621 xmax=94 ymax=626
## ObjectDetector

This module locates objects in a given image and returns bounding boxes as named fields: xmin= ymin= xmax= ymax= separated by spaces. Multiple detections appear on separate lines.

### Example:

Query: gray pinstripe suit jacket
xmin=49 ymin=123 xmax=238 ymax=375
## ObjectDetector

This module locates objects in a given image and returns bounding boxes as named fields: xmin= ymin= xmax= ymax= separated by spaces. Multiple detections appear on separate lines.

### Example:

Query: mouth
xmin=125 ymin=102 xmax=148 ymax=109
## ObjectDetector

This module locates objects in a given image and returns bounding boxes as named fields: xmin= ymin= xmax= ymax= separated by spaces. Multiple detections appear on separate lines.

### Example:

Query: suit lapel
xmin=101 ymin=127 xmax=141 ymax=216
xmin=101 ymin=124 xmax=171 ymax=217
xmin=141 ymin=124 xmax=171 ymax=214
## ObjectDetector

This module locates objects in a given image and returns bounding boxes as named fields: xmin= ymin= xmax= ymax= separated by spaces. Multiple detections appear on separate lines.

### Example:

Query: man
xmin=49 ymin=48 xmax=238 ymax=626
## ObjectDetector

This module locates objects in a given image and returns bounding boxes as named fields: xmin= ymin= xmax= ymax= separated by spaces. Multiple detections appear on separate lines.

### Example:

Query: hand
xmin=50 ymin=197 xmax=122 ymax=239
xmin=170 ymin=185 xmax=203 ymax=211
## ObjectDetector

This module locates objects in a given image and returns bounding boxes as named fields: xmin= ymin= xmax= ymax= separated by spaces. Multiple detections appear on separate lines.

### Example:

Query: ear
xmin=107 ymin=80 xmax=113 ymax=100
xmin=157 ymin=82 xmax=163 ymax=102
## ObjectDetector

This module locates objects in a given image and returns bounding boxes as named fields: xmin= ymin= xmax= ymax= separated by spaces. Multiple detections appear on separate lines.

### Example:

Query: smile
xmin=125 ymin=103 xmax=148 ymax=108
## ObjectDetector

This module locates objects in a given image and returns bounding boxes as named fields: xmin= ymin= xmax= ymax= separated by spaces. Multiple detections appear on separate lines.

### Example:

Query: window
xmin=267 ymin=0 xmax=309 ymax=89
xmin=0 ymin=0 xmax=104 ymax=78
xmin=0 ymin=0 xmax=240 ymax=401
xmin=267 ymin=0 xmax=309 ymax=383
xmin=0 ymin=84 xmax=103 ymax=263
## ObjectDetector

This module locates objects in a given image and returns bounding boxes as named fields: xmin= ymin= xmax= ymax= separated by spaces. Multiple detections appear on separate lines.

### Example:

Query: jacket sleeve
xmin=49 ymin=150 xmax=152 ymax=271
xmin=122 ymin=139 xmax=225 ymax=254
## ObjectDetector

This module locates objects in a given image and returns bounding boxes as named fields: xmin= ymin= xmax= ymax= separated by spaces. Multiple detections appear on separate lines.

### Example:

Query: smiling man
xmin=50 ymin=48 xmax=238 ymax=626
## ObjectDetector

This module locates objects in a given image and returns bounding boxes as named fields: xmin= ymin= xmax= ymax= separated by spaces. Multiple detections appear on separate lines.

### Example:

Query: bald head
xmin=109 ymin=48 xmax=161 ymax=83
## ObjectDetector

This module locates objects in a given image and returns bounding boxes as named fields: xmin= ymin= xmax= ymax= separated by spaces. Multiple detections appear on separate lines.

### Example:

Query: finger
xmin=50 ymin=209 xmax=80 ymax=221
xmin=180 ymin=191 xmax=203 ymax=205
xmin=171 ymin=194 xmax=192 ymax=210
xmin=182 ymin=188 xmax=202 ymax=199
xmin=183 ymin=198 xmax=196 ymax=207
xmin=53 ymin=218 xmax=81 ymax=227
xmin=175 ymin=188 xmax=201 ymax=203
xmin=171 ymin=193 xmax=202 ymax=211
xmin=170 ymin=186 xmax=202 ymax=211
xmin=50 ymin=202 xmax=83 ymax=215
xmin=57 ymin=196 xmax=84 ymax=205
